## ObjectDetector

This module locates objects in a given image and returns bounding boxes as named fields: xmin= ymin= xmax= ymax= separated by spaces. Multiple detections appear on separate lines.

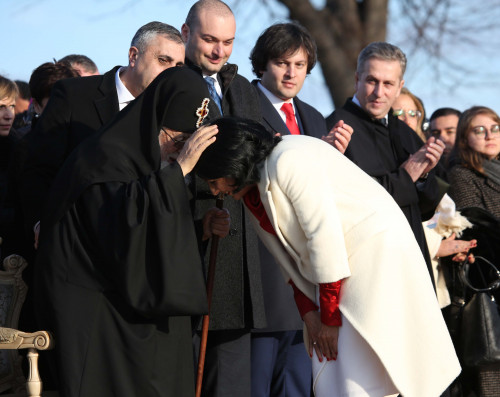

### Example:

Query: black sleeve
xmin=18 ymin=81 xmax=74 ymax=232
xmin=72 ymin=163 xmax=208 ymax=317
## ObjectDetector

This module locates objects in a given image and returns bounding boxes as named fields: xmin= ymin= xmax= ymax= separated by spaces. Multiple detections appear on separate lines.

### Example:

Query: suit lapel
xmin=94 ymin=67 xmax=120 ymax=126
xmin=253 ymin=81 xmax=289 ymax=135
xmin=387 ymin=114 xmax=411 ymax=163
xmin=294 ymin=97 xmax=310 ymax=136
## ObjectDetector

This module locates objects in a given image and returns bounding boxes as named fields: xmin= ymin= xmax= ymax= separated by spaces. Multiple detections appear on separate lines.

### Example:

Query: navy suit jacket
xmin=252 ymin=80 xmax=328 ymax=332
xmin=252 ymin=80 xmax=327 ymax=139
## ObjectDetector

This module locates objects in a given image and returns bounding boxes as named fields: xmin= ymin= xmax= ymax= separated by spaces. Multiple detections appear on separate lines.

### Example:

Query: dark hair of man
xmin=14 ymin=80 xmax=30 ymax=100
xmin=0 ymin=75 xmax=19 ymax=100
xmin=29 ymin=62 xmax=80 ymax=104
xmin=357 ymin=42 xmax=407 ymax=79
xmin=185 ymin=0 xmax=233 ymax=30
xmin=59 ymin=54 xmax=98 ymax=75
xmin=195 ymin=117 xmax=281 ymax=191
xmin=429 ymin=107 xmax=462 ymax=122
xmin=454 ymin=105 xmax=500 ymax=174
xmin=250 ymin=22 xmax=317 ymax=78
xmin=131 ymin=21 xmax=183 ymax=52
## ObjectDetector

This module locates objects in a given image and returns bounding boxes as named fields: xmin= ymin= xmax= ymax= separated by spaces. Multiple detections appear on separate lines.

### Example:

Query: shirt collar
xmin=203 ymin=72 xmax=222 ymax=97
xmin=115 ymin=67 xmax=135 ymax=110
xmin=352 ymin=94 xmax=389 ymax=125
xmin=257 ymin=81 xmax=295 ymax=116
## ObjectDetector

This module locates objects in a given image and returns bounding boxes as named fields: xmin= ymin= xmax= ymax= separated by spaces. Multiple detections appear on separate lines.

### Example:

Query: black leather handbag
xmin=459 ymin=256 xmax=500 ymax=368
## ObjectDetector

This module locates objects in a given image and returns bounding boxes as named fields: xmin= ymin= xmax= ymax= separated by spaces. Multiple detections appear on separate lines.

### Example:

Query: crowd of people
xmin=0 ymin=1 xmax=499 ymax=396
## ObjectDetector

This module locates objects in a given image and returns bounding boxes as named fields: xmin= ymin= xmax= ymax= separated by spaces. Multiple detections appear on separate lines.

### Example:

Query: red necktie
xmin=280 ymin=102 xmax=300 ymax=135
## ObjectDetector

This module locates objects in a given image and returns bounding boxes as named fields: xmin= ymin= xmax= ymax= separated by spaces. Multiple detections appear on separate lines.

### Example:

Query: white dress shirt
xmin=257 ymin=81 xmax=297 ymax=125
xmin=352 ymin=94 xmax=389 ymax=125
xmin=115 ymin=67 xmax=135 ymax=111
xmin=203 ymin=72 xmax=223 ymax=99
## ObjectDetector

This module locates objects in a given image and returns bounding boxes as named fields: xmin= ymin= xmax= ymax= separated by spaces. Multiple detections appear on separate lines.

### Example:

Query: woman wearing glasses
xmin=448 ymin=106 xmax=500 ymax=218
xmin=392 ymin=88 xmax=475 ymax=270
xmin=447 ymin=108 xmax=500 ymax=397
xmin=392 ymin=87 xmax=426 ymax=142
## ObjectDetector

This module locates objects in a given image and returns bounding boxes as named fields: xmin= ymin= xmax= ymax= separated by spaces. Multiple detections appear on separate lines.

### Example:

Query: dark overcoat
xmin=327 ymin=99 xmax=441 ymax=284
xmin=20 ymin=66 xmax=120 ymax=232
xmin=188 ymin=61 xmax=267 ymax=330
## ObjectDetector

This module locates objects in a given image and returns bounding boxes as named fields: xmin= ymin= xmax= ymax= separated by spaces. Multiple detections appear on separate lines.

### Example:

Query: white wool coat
xmin=248 ymin=135 xmax=461 ymax=397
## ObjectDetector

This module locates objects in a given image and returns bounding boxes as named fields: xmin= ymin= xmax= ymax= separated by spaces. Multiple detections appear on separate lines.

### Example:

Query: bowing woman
xmin=195 ymin=117 xmax=461 ymax=397
xmin=33 ymin=67 xmax=225 ymax=397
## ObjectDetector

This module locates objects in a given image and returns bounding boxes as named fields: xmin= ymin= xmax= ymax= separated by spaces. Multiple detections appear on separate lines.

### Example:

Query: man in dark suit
xmin=248 ymin=22 xmax=352 ymax=397
xmin=20 ymin=21 xmax=185 ymax=247
xmin=326 ymin=41 xmax=445 ymax=286
xmin=181 ymin=1 xmax=265 ymax=396
xmin=58 ymin=54 xmax=100 ymax=76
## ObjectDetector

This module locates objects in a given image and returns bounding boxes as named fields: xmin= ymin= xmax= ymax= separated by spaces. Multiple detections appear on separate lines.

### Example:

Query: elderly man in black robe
xmin=33 ymin=67 xmax=227 ymax=397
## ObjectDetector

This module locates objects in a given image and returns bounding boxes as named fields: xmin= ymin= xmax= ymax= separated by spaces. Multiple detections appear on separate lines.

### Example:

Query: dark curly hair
xmin=250 ymin=22 xmax=317 ymax=78
xmin=29 ymin=61 xmax=79 ymax=105
xmin=195 ymin=117 xmax=281 ymax=191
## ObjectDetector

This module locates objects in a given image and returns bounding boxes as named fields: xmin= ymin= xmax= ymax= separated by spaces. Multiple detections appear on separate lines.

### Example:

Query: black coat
xmin=448 ymin=165 xmax=500 ymax=218
xmin=327 ymin=99 xmax=441 ymax=285
xmin=19 ymin=66 xmax=120 ymax=233
xmin=188 ymin=60 xmax=267 ymax=330
xmin=0 ymin=129 xmax=25 ymax=257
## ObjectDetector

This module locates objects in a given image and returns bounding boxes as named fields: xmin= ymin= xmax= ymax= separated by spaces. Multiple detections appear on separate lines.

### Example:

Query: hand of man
xmin=401 ymin=145 xmax=429 ymax=182
xmin=177 ymin=124 xmax=218 ymax=176
xmin=202 ymin=207 xmax=230 ymax=241
xmin=303 ymin=311 xmax=339 ymax=361
xmin=321 ymin=120 xmax=353 ymax=154
xmin=402 ymin=137 xmax=445 ymax=182
xmin=421 ymin=137 xmax=445 ymax=175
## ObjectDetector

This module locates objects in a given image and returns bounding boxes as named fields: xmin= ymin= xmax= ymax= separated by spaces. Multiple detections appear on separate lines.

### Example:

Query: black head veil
xmin=44 ymin=67 xmax=211 ymax=224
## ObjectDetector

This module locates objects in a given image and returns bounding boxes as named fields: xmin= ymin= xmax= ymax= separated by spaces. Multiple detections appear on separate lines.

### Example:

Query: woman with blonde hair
xmin=0 ymin=75 xmax=18 ymax=137
xmin=0 ymin=75 xmax=21 ymax=257
xmin=392 ymin=87 xmax=426 ymax=141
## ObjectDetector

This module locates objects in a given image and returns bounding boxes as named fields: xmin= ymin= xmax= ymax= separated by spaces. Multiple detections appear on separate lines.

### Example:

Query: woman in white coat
xmin=195 ymin=117 xmax=461 ymax=397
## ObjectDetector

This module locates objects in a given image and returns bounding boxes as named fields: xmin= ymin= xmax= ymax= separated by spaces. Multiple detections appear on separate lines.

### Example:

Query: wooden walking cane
xmin=195 ymin=193 xmax=225 ymax=397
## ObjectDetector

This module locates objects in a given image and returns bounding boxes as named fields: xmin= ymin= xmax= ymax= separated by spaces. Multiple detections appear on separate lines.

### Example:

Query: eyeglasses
xmin=393 ymin=109 xmax=422 ymax=119
xmin=471 ymin=124 xmax=500 ymax=138
xmin=162 ymin=128 xmax=189 ymax=148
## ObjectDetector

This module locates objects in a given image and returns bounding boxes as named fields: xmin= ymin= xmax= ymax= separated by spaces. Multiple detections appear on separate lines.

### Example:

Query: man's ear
xmin=181 ymin=23 xmax=190 ymax=43
xmin=354 ymin=71 xmax=359 ymax=90
xmin=397 ymin=79 xmax=405 ymax=97
xmin=128 ymin=46 xmax=139 ymax=67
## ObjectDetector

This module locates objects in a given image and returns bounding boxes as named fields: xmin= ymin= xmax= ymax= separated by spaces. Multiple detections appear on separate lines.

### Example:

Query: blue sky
xmin=2 ymin=0 xmax=500 ymax=117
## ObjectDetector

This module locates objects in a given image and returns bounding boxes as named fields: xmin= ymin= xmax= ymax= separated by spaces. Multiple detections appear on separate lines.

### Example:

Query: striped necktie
xmin=205 ymin=76 xmax=222 ymax=114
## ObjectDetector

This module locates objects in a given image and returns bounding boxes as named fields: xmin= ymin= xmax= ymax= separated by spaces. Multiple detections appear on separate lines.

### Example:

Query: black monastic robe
xmin=33 ymin=67 xmax=211 ymax=397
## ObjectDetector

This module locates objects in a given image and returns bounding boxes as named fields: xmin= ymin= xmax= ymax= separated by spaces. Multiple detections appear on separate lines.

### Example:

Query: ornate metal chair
xmin=0 ymin=254 xmax=54 ymax=396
